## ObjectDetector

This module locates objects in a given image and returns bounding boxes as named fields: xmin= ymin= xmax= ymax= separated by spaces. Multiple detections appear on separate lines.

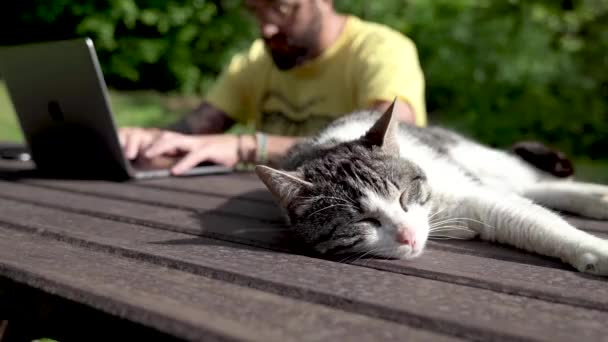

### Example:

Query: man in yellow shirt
xmin=120 ymin=0 xmax=426 ymax=174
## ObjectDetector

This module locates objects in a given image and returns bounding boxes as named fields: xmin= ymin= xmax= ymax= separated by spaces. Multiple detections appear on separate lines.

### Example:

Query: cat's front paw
xmin=572 ymin=243 xmax=608 ymax=276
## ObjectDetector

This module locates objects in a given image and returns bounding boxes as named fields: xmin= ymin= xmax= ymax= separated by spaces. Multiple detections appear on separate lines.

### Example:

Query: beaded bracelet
xmin=255 ymin=132 xmax=268 ymax=164
xmin=236 ymin=134 xmax=244 ymax=163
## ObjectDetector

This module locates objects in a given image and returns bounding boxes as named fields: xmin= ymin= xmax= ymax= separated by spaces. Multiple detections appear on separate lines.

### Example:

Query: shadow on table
xmin=154 ymin=189 xmax=312 ymax=255
xmin=148 ymin=188 xmax=429 ymax=263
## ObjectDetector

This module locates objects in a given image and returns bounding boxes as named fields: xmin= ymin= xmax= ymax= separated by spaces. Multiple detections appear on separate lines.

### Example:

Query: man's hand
xmin=119 ymin=127 xmax=240 ymax=174
xmin=118 ymin=127 xmax=163 ymax=161
xmin=142 ymin=132 xmax=240 ymax=174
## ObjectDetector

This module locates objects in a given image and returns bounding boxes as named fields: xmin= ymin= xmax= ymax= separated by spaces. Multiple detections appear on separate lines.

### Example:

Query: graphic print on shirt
xmin=257 ymin=90 xmax=335 ymax=137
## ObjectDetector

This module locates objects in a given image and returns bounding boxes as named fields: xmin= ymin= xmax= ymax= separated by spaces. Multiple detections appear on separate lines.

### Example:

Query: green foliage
xmin=77 ymin=0 xmax=256 ymax=93
xmin=5 ymin=0 xmax=255 ymax=94
xmin=2 ymin=0 xmax=608 ymax=159
xmin=334 ymin=0 xmax=608 ymax=158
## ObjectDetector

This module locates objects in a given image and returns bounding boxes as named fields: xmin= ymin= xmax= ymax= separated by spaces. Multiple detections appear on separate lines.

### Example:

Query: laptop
xmin=0 ymin=37 xmax=233 ymax=180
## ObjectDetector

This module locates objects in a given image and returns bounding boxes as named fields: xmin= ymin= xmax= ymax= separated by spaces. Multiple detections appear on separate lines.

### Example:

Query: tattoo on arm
xmin=168 ymin=102 xmax=236 ymax=134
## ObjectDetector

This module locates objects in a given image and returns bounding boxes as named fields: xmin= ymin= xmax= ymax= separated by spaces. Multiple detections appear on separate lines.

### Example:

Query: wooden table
xmin=1 ymin=158 xmax=608 ymax=342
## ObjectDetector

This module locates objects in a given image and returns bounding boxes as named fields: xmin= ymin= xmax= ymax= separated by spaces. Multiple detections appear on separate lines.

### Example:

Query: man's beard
xmin=264 ymin=10 xmax=322 ymax=70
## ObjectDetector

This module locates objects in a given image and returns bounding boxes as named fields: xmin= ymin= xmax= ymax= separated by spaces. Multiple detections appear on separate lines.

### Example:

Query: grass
xmin=0 ymin=83 xmax=22 ymax=142
xmin=575 ymin=159 xmax=608 ymax=184
xmin=1 ymin=81 xmax=607 ymax=183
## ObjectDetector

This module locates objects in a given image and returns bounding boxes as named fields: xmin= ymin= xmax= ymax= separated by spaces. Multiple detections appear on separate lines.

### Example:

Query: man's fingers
xmin=144 ymin=134 xmax=185 ymax=158
xmin=118 ymin=129 xmax=126 ymax=147
xmin=124 ymin=131 xmax=143 ymax=160
xmin=171 ymin=150 xmax=208 ymax=175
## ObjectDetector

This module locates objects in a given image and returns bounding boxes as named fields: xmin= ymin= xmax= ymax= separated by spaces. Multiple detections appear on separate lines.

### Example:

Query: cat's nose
xmin=396 ymin=229 xmax=416 ymax=248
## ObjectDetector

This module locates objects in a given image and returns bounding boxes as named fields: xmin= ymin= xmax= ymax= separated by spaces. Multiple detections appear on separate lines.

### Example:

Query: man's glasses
xmin=245 ymin=0 xmax=300 ymax=25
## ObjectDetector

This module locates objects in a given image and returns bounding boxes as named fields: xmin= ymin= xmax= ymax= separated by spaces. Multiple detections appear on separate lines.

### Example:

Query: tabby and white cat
xmin=255 ymin=102 xmax=608 ymax=275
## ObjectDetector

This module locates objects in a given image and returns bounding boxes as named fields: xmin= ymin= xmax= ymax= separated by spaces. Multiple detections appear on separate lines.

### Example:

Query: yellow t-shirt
xmin=205 ymin=15 xmax=427 ymax=136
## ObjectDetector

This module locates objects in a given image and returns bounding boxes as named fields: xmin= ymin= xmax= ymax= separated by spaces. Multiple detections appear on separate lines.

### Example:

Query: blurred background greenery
xmin=1 ymin=0 xmax=607 ymax=180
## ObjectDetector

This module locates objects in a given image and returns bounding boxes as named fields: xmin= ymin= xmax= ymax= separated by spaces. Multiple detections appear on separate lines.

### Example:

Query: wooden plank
xmin=0 ymin=225 xmax=459 ymax=342
xmin=17 ymin=177 xmax=608 ymax=242
xmin=356 ymin=249 xmax=607 ymax=310
xmin=1 ymin=199 xmax=608 ymax=341
xmin=135 ymin=176 xmax=608 ymax=235
xmin=2 ymin=180 xmax=607 ymax=277
xmin=0 ymin=179 xmax=605 ymax=282
xmin=136 ymin=175 xmax=608 ymax=233
xmin=427 ymin=240 xmax=568 ymax=269
xmin=18 ymin=166 xmax=573 ymax=270
xmin=0 ymin=180 xmax=291 ymax=249
xmin=23 ymin=178 xmax=280 ymax=222
xmin=138 ymin=173 xmax=272 ymax=202
xmin=24 ymin=175 xmax=608 ymax=238
xmin=9 ymin=179 xmax=608 ymax=267
xmin=15 ymin=172 xmax=583 ymax=270
xmin=4 ymin=157 xmax=608 ymax=235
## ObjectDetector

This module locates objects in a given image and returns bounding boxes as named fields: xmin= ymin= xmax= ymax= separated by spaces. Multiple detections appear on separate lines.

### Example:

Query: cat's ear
xmin=362 ymin=99 xmax=400 ymax=154
xmin=255 ymin=165 xmax=313 ymax=208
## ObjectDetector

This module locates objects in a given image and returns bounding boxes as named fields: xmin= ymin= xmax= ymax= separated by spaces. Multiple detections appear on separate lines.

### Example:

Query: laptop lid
xmin=0 ymin=38 xmax=134 ymax=180
xmin=0 ymin=38 xmax=233 ymax=180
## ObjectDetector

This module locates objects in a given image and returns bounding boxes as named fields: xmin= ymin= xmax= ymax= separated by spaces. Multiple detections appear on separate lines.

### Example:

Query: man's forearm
xmin=169 ymin=102 xmax=235 ymax=134
xmin=370 ymin=99 xmax=417 ymax=125
xmin=238 ymin=134 xmax=302 ymax=166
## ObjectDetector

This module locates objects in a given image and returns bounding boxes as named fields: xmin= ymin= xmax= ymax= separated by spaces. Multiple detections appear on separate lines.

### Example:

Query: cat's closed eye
xmin=420 ymin=191 xmax=431 ymax=205
xmin=411 ymin=175 xmax=426 ymax=182
xmin=400 ymin=179 xmax=430 ymax=210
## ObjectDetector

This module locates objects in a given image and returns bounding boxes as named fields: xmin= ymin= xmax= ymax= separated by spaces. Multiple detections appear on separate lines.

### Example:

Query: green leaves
xmin=335 ymin=0 xmax=608 ymax=159
xmin=3 ymin=0 xmax=607 ymax=159
xmin=69 ymin=0 xmax=254 ymax=93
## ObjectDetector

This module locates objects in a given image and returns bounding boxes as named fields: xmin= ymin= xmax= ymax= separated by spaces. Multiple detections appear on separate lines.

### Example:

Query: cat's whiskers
xmin=428 ymin=206 xmax=448 ymax=220
xmin=429 ymin=235 xmax=470 ymax=240
xmin=429 ymin=223 xmax=473 ymax=230
xmin=341 ymin=248 xmax=378 ymax=264
xmin=429 ymin=225 xmax=476 ymax=234
xmin=337 ymin=246 xmax=385 ymax=263
xmin=430 ymin=217 xmax=473 ymax=225
xmin=362 ymin=247 xmax=399 ymax=262
xmin=430 ymin=221 xmax=466 ymax=229
xmin=429 ymin=223 xmax=472 ymax=232
xmin=341 ymin=245 xmax=408 ymax=264
xmin=430 ymin=228 xmax=474 ymax=234
xmin=429 ymin=225 xmax=476 ymax=240
xmin=336 ymin=254 xmax=357 ymax=264
xmin=430 ymin=230 xmax=474 ymax=236
xmin=430 ymin=217 xmax=495 ymax=230
xmin=429 ymin=222 xmax=476 ymax=240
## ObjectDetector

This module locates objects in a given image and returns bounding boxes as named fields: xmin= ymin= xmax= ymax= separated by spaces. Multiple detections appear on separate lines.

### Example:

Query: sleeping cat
xmin=255 ymin=102 xmax=608 ymax=276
